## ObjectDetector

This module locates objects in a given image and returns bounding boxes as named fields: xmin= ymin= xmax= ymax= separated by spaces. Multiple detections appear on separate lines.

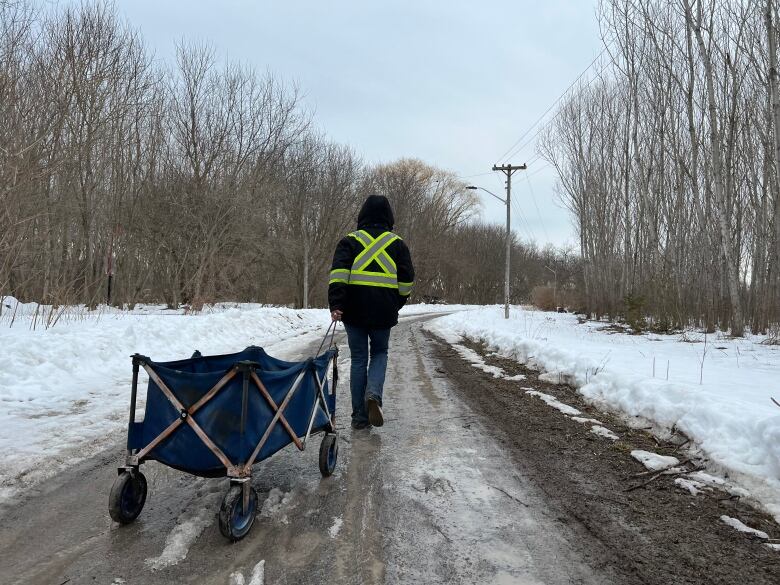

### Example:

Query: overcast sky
xmin=116 ymin=0 xmax=603 ymax=248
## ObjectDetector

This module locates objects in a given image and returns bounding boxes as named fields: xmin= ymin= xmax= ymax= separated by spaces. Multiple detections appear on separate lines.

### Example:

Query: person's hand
xmin=331 ymin=309 xmax=343 ymax=322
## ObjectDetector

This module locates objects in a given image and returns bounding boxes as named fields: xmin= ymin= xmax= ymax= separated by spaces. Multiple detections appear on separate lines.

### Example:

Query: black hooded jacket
xmin=328 ymin=195 xmax=415 ymax=329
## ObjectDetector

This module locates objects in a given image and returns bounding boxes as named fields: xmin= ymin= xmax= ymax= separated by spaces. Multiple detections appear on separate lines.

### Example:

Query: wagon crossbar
xmin=127 ymin=354 xmax=337 ymax=478
xmin=132 ymin=365 xmax=238 ymax=469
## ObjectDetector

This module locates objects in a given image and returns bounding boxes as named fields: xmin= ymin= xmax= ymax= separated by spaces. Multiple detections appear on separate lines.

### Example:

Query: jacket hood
xmin=357 ymin=195 xmax=395 ymax=230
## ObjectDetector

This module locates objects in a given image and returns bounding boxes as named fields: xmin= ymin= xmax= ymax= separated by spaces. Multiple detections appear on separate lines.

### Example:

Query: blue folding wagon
xmin=108 ymin=333 xmax=339 ymax=541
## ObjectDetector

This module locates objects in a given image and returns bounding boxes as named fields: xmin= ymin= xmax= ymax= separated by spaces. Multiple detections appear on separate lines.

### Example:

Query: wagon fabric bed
xmin=108 ymin=338 xmax=339 ymax=541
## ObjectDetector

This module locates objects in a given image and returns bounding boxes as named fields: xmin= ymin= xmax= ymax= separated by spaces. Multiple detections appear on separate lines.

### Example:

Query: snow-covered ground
xmin=427 ymin=305 xmax=780 ymax=522
xmin=0 ymin=304 xmax=330 ymax=503
xmin=0 ymin=299 xmax=470 ymax=503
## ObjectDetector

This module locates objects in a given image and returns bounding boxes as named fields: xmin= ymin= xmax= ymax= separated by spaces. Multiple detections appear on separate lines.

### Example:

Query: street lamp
xmin=467 ymin=185 xmax=511 ymax=318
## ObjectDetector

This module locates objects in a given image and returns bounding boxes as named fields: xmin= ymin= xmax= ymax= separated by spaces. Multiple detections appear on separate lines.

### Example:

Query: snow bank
xmin=0 ymin=305 xmax=331 ymax=501
xmin=427 ymin=305 xmax=780 ymax=521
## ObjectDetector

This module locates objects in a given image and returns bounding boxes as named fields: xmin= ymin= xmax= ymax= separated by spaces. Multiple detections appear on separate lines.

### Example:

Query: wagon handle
xmin=315 ymin=320 xmax=338 ymax=357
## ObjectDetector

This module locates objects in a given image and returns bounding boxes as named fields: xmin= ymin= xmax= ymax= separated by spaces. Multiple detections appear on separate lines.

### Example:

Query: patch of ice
xmin=720 ymin=515 xmax=769 ymax=539
xmin=451 ymin=343 xmax=505 ymax=378
xmin=247 ymin=560 xmax=265 ymax=585
xmin=675 ymin=477 xmax=706 ymax=496
xmin=260 ymin=488 xmax=293 ymax=524
xmin=571 ymin=416 xmax=603 ymax=425
xmin=590 ymin=425 xmax=618 ymax=440
xmin=682 ymin=471 xmax=751 ymax=498
xmin=766 ymin=543 xmax=780 ymax=551
xmin=503 ymin=374 xmax=526 ymax=381
xmin=328 ymin=516 xmax=343 ymax=538
xmin=229 ymin=561 xmax=265 ymax=585
xmin=524 ymin=390 xmax=582 ymax=416
xmin=145 ymin=506 xmax=214 ymax=570
xmin=687 ymin=471 xmax=726 ymax=486
xmin=631 ymin=450 xmax=680 ymax=471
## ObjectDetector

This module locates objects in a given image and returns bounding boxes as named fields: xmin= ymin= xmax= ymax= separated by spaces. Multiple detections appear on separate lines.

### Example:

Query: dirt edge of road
xmin=428 ymin=332 xmax=780 ymax=585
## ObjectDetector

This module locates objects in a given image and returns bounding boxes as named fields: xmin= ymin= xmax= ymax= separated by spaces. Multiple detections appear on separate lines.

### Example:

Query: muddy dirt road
xmin=1 ymin=315 xmax=776 ymax=584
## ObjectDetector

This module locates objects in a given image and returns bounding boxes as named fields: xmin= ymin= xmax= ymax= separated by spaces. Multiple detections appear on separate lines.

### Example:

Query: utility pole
xmin=492 ymin=163 xmax=527 ymax=319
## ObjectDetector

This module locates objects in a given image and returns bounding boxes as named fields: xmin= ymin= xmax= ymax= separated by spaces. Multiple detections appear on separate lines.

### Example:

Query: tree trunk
xmin=686 ymin=0 xmax=745 ymax=336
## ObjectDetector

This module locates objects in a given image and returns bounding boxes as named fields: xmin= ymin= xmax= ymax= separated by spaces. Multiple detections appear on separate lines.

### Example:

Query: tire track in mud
xmin=333 ymin=431 xmax=385 ymax=584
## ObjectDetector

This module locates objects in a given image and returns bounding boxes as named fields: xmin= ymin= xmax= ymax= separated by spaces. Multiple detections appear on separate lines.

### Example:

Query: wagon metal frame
xmin=109 ymin=324 xmax=340 ymax=541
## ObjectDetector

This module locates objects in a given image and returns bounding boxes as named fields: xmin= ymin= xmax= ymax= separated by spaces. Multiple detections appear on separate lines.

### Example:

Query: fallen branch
xmin=626 ymin=472 xmax=665 ymax=492
xmin=626 ymin=466 xmax=704 ymax=492
xmin=772 ymin=397 xmax=780 ymax=409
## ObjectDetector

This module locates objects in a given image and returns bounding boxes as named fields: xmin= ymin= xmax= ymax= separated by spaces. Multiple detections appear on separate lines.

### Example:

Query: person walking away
xmin=328 ymin=195 xmax=415 ymax=429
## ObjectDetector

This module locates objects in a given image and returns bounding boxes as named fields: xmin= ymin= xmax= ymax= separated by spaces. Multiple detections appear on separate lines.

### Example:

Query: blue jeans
xmin=344 ymin=324 xmax=391 ymax=424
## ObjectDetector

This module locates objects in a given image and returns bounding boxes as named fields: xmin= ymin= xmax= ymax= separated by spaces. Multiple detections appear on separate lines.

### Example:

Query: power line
xmin=511 ymin=194 xmax=536 ymax=242
xmin=495 ymin=43 xmax=612 ymax=163
xmin=525 ymin=172 xmax=550 ymax=243
xmin=501 ymin=53 xmax=614 ymax=163
xmin=455 ymin=171 xmax=494 ymax=180
xmin=527 ymin=163 xmax=551 ymax=178
xmin=525 ymin=153 xmax=543 ymax=167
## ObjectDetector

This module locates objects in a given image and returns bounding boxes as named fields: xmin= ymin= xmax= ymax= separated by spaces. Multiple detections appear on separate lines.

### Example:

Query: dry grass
xmin=531 ymin=285 xmax=556 ymax=311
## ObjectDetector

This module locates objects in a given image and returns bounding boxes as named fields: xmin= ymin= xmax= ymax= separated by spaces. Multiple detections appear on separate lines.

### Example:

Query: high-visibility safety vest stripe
xmin=374 ymin=252 xmax=396 ymax=276
xmin=348 ymin=273 xmax=398 ymax=286
xmin=398 ymin=281 xmax=414 ymax=296
xmin=350 ymin=230 xmax=373 ymax=247
xmin=329 ymin=268 xmax=351 ymax=284
xmin=352 ymin=232 xmax=399 ymax=272
xmin=329 ymin=230 xmax=412 ymax=292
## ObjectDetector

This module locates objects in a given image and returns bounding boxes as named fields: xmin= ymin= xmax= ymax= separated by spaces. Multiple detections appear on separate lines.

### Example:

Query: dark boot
xmin=366 ymin=396 xmax=384 ymax=427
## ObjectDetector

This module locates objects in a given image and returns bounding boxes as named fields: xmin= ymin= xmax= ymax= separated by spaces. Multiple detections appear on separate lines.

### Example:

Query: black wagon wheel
xmin=319 ymin=433 xmax=338 ymax=477
xmin=109 ymin=470 xmax=148 ymax=524
xmin=218 ymin=484 xmax=258 ymax=541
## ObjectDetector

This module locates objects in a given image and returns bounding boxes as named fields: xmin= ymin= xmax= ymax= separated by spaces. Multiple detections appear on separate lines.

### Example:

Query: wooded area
xmin=0 ymin=1 xmax=574 ymax=312
xmin=541 ymin=0 xmax=780 ymax=335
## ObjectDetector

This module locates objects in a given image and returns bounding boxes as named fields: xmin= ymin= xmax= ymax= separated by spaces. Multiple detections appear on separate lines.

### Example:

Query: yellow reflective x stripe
xmin=353 ymin=232 xmax=398 ymax=272
xmin=375 ymin=253 xmax=395 ymax=275
xmin=349 ymin=230 xmax=372 ymax=247
xmin=341 ymin=230 xmax=405 ymax=290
